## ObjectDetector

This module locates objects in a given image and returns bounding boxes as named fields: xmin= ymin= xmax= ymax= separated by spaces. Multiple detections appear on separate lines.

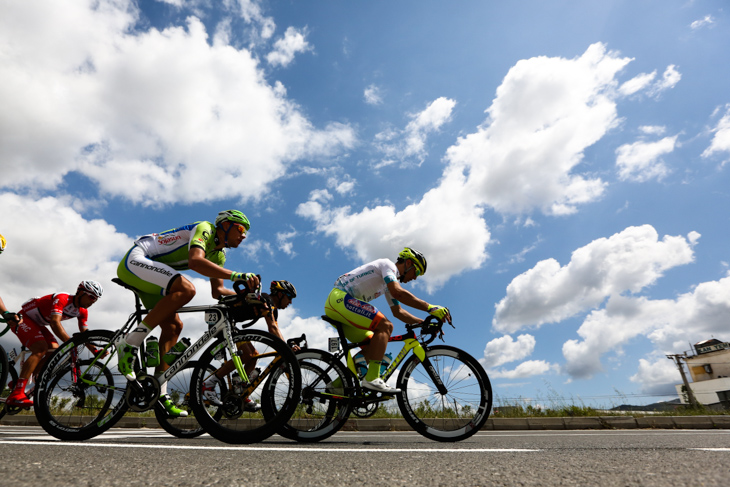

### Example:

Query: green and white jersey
xmin=133 ymin=221 xmax=226 ymax=269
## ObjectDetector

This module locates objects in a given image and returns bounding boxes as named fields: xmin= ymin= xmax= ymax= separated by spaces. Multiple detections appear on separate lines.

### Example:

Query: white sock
xmin=125 ymin=323 xmax=153 ymax=347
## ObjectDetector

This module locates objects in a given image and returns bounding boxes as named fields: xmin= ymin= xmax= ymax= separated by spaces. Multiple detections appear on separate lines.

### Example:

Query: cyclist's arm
xmin=188 ymin=247 xmax=236 ymax=280
xmin=386 ymin=280 xmax=429 ymax=311
xmin=49 ymin=314 xmax=72 ymax=343
xmin=77 ymin=309 xmax=89 ymax=333
xmin=209 ymin=277 xmax=235 ymax=299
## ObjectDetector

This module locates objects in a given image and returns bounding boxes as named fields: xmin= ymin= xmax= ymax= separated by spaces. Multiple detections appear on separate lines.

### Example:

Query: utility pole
xmin=667 ymin=354 xmax=700 ymax=408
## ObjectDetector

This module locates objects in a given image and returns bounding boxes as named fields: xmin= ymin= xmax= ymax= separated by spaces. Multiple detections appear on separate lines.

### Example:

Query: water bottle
xmin=381 ymin=352 xmax=393 ymax=376
xmin=145 ymin=336 xmax=160 ymax=368
xmin=247 ymin=367 xmax=260 ymax=384
xmin=162 ymin=337 xmax=191 ymax=365
xmin=353 ymin=351 xmax=368 ymax=378
xmin=231 ymin=373 xmax=243 ymax=394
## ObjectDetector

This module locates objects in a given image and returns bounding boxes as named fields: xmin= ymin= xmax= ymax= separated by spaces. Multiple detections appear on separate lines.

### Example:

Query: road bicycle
xmin=34 ymin=278 xmax=301 ymax=443
xmin=264 ymin=315 xmax=492 ymax=442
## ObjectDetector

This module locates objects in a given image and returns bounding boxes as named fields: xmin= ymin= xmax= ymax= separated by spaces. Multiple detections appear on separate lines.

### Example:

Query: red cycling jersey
xmin=13 ymin=294 xmax=88 ymax=347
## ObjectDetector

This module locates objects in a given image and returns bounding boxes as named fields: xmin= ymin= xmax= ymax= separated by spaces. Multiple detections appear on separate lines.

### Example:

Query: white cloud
xmin=327 ymin=177 xmax=355 ymax=195
xmin=650 ymin=65 xmax=681 ymax=95
xmin=702 ymin=105 xmax=730 ymax=159
xmin=630 ymin=356 xmax=683 ymax=394
xmin=0 ymin=1 xmax=353 ymax=205
xmin=374 ymin=97 xmax=456 ymax=166
xmin=619 ymin=71 xmax=656 ymax=96
xmin=446 ymin=42 xmax=628 ymax=216
xmin=300 ymin=43 xmax=643 ymax=287
xmin=276 ymin=228 xmax=298 ymax=256
xmin=364 ymin=84 xmax=383 ymax=105
xmin=690 ymin=15 xmax=715 ymax=30
xmin=483 ymin=334 xmax=536 ymax=368
xmin=266 ymin=26 xmax=312 ymax=67
xmin=639 ymin=125 xmax=666 ymax=136
xmin=615 ymin=135 xmax=677 ymax=182
xmin=489 ymin=360 xmax=556 ymax=379
xmin=494 ymin=225 xmax=698 ymax=334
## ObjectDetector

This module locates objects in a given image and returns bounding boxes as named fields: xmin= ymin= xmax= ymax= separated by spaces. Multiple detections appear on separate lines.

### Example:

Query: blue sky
xmin=2 ymin=0 xmax=730 ymax=408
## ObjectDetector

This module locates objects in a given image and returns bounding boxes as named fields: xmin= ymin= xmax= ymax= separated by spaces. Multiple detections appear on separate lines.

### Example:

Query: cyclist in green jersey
xmin=115 ymin=210 xmax=258 ymax=417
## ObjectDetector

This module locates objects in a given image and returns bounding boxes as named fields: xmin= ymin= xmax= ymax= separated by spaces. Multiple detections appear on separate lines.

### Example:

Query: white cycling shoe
xmin=361 ymin=377 xmax=401 ymax=394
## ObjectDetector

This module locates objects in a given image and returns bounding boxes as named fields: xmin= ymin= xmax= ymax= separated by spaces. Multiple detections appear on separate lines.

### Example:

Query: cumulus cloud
xmin=482 ymin=334 xmax=536 ymax=368
xmin=494 ymin=225 xmax=698 ymax=334
xmin=702 ymin=105 xmax=730 ymax=160
xmin=619 ymin=71 xmax=656 ymax=96
xmin=0 ymin=1 xmax=353 ymax=204
xmin=615 ymin=135 xmax=677 ymax=182
xmin=299 ymin=43 xmax=647 ymax=287
xmin=266 ymin=26 xmax=312 ymax=67
xmin=374 ymin=97 xmax=456 ymax=166
xmin=619 ymin=65 xmax=680 ymax=98
xmin=562 ymin=272 xmax=730 ymax=381
xmin=630 ymin=356 xmax=684 ymax=395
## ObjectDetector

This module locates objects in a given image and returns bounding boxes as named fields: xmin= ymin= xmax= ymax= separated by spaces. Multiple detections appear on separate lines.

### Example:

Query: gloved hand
xmin=427 ymin=305 xmax=451 ymax=323
xmin=2 ymin=310 xmax=21 ymax=326
xmin=230 ymin=272 xmax=257 ymax=282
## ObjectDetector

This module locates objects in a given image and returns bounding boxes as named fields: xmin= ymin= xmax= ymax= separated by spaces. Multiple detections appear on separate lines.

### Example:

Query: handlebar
xmin=287 ymin=334 xmax=307 ymax=350
xmin=407 ymin=315 xmax=454 ymax=345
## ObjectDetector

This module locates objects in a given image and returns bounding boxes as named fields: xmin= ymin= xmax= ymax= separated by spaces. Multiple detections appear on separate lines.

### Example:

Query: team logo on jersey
xmin=344 ymin=296 xmax=377 ymax=319
xmin=157 ymin=234 xmax=182 ymax=246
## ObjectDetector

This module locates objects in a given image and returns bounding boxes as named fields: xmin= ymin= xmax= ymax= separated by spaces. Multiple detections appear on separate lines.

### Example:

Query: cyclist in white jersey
xmin=324 ymin=248 xmax=452 ymax=394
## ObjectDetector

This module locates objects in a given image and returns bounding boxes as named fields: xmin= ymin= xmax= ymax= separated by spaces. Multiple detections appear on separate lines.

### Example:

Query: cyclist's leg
xmin=324 ymin=288 xmax=398 ymax=393
xmin=7 ymin=319 xmax=54 ymax=406
xmin=116 ymin=248 xmax=194 ymax=379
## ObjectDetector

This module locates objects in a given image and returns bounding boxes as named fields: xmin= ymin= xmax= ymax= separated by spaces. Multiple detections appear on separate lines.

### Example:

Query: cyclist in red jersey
xmin=6 ymin=280 xmax=104 ymax=407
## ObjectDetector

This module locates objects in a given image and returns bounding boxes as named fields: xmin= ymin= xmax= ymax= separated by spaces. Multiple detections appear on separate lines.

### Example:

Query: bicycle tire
xmin=0 ymin=364 xmax=19 ymax=420
xmin=396 ymin=345 xmax=492 ymax=442
xmin=189 ymin=329 xmax=301 ymax=444
xmin=0 ymin=345 xmax=8 ymax=403
xmin=154 ymin=361 xmax=226 ymax=438
xmin=34 ymin=329 xmax=130 ymax=441
xmin=264 ymin=349 xmax=354 ymax=442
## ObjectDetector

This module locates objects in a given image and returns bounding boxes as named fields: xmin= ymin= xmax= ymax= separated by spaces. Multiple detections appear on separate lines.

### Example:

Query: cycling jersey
xmin=325 ymin=259 xmax=402 ymax=342
xmin=14 ymin=293 xmax=88 ymax=347
xmin=333 ymin=259 xmax=400 ymax=306
xmin=117 ymin=221 xmax=226 ymax=309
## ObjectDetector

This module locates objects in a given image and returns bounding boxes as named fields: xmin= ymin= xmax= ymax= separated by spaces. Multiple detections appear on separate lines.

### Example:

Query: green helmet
xmin=398 ymin=247 xmax=427 ymax=276
xmin=215 ymin=210 xmax=250 ymax=231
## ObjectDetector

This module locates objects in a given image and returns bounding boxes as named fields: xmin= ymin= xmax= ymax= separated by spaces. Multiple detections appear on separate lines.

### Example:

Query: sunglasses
xmin=233 ymin=223 xmax=247 ymax=237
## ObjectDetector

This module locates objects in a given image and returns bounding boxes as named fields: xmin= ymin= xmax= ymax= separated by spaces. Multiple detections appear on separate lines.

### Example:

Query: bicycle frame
xmin=322 ymin=316 xmax=448 ymax=400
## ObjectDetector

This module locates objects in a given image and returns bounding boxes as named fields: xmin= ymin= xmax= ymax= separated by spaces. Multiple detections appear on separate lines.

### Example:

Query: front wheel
xmin=34 ymin=330 xmax=129 ymax=441
xmin=396 ymin=345 xmax=492 ymax=442
xmin=0 ymin=363 xmax=19 ymax=420
xmin=189 ymin=329 xmax=301 ymax=444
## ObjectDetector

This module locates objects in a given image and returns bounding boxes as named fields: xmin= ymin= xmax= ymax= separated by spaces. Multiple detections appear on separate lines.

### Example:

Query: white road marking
xmin=0 ymin=440 xmax=538 ymax=452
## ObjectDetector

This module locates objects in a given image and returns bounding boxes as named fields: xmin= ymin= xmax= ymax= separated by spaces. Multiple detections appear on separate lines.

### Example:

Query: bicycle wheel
xmin=0 ymin=363 xmax=19 ymax=420
xmin=154 ymin=361 xmax=226 ymax=438
xmin=34 ymin=329 xmax=129 ymax=441
xmin=0 ymin=346 xmax=8 ymax=403
xmin=190 ymin=329 xmax=301 ymax=444
xmin=265 ymin=349 xmax=354 ymax=442
xmin=396 ymin=345 xmax=492 ymax=442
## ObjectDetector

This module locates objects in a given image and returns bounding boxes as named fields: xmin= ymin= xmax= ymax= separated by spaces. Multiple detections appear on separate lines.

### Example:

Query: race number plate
xmin=328 ymin=337 xmax=340 ymax=353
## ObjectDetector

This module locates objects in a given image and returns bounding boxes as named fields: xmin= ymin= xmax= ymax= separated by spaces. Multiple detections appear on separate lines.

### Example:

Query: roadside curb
xmin=3 ymin=415 xmax=730 ymax=430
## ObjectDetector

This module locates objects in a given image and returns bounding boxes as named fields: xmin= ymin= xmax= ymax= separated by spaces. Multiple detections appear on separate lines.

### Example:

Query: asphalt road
xmin=1 ymin=426 xmax=728 ymax=486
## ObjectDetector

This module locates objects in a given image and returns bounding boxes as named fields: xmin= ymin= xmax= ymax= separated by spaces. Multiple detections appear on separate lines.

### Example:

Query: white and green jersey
xmin=134 ymin=221 xmax=226 ymax=269
xmin=334 ymin=258 xmax=400 ymax=306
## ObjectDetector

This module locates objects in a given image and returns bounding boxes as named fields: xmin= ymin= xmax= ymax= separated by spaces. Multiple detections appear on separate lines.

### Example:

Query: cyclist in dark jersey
xmin=201 ymin=280 xmax=298 ymax=410
xmin=115 ymin=210 xmax=258 ymax=417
